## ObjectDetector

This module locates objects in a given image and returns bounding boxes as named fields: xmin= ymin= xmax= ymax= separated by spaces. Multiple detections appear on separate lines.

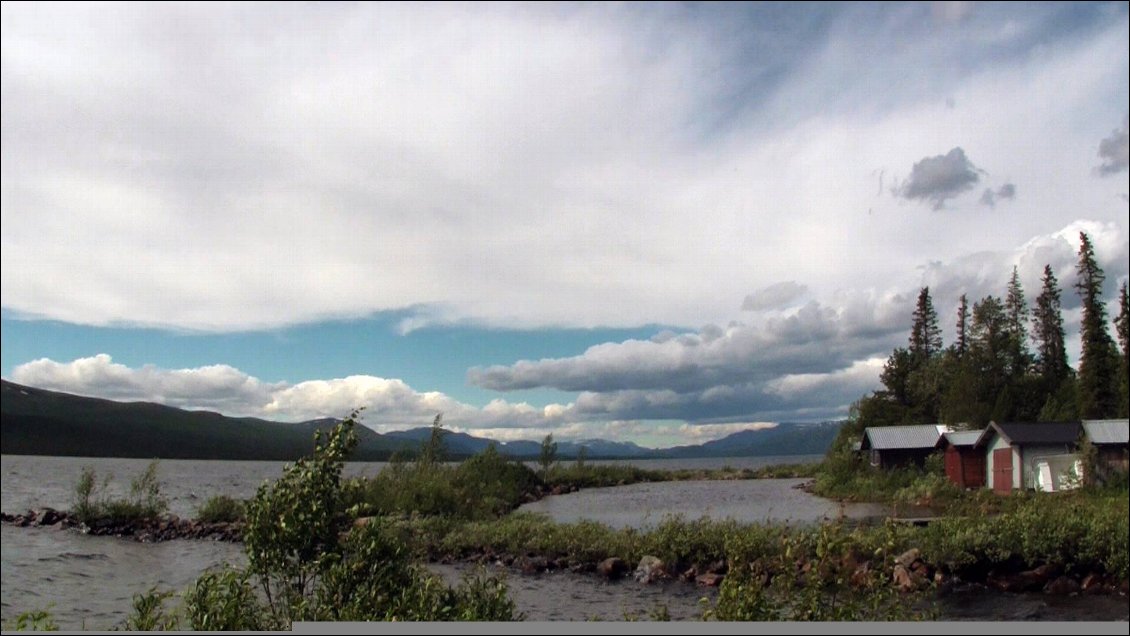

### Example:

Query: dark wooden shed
xmin=1082 ymin=419 xmax=1129 ymax=477
xmin=860 ymin=424 xmax=948 ymax=469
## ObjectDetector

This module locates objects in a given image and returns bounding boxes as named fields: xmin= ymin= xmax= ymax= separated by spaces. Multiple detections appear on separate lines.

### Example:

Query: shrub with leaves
xmin=70 ymin=460 xmax=167 ymax=524
xmin=3 ymin=607 xmax=59 ymax=632
xmin=195 ymin=495 xmax=245 ymax=523
xmin=184 ymin=411 xmax=521 ymax=627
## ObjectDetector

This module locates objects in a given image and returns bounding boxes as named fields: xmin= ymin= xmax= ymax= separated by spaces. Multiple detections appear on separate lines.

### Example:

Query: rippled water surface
xmin=517 ymin=478 xmax=891 ymax=528
xmin=2 ymin=454 xmax=1126 ymax=627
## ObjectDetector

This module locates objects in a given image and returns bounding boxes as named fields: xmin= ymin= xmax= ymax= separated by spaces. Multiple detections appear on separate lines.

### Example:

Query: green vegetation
xmin=195 ymin=495 xmax=246 ymax=523
xmin=109 ymin=413 xmax=521 ymax=629
xmin=539 ymin=434 xmax=558 ymax=478
xmin=705 ymin=526 xmax=934 ymax=621
xmin=853 ymin=232 xmax=1124 ymax=430
xmin=344 ymin=442 xmax=541 ymax=520
xmin=71 ymin=460 xmax=168 ymax=524
xmin=3 ymin=608 xmax=59 ymax=632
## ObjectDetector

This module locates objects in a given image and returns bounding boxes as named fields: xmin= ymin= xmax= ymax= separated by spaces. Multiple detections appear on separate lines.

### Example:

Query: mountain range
xmin=0 ymin=380 xmax=839 ymax=460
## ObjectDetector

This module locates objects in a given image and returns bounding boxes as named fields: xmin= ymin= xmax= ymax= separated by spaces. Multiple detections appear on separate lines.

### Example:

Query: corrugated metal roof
xmin=942 ymin=430 xmax=982 ymax=447
xmin=1083 ymin=419 xmax=1129 ymax=445
xmin=989 ymin=421 xmax=1081 ymax=446
xmin=862 ymin=424 xmax=949 ymax=450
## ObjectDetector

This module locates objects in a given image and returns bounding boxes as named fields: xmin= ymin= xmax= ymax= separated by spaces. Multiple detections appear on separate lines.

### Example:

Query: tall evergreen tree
xmin=1032 ymin=265 xmax=1069 ymax=387
xmin=1003 ymin=266 xmax=1031 ymax=375
xmin=971 ymin=296 xmax=1009 ymax=369
xmin=1119 ymin=281 xmax=1130 ymax=357
xmin=1117 ymin=281 xmax=1129 ymax=417
xmin=954 ymin=294 xmax=970 ymax=358
xmin=1074 ymin=232 xmax=1119 ymax=418
xmin=909 ymin=287 xmax=942 ymax=362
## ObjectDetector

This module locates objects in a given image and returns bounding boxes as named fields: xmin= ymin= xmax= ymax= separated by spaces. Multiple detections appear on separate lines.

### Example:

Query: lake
xmin=2 ymin=454 xmax=1126 ymax=627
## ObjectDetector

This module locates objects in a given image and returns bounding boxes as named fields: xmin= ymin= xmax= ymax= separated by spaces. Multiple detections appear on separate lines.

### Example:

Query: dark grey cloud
xmin=979 ymin=182 xmax=1016 ymax=207
xmin=1097 ymin=116 xmax=1129 ymax=176
xmin=897 ymin=147 xmax=982 ymax=210
xmin=741 ymin=281 xmax=808 ymax=311
xmin=468 ymin=296 xmax=908 ymax=398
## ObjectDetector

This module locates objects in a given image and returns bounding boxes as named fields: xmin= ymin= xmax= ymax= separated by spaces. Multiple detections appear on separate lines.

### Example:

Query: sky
xmin=2 ymin=2 xmax=1128 ymax=448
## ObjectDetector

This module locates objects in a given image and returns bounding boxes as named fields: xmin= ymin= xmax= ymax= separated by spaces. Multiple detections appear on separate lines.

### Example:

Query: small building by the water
xmin=860 ymin=424 xmax=949 ymax=469
xmin=976 ymin=421 xmax=1082 ymax=493
xmin=1082 ymin=419 xmax=1130 ymax=478
xmin=938 ymin=430 xmax=985 ymax=489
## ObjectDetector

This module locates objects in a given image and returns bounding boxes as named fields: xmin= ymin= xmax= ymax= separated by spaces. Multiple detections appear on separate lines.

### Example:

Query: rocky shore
xmin=4 ymin=507 xmax=1126 ymax=600
xmin=1 ymin=508 xmax=243 ymax=542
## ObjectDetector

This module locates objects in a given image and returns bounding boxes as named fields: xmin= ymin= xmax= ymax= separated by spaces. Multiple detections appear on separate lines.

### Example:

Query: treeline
xmin=854 ymin=232 xmax=1129 ymax=431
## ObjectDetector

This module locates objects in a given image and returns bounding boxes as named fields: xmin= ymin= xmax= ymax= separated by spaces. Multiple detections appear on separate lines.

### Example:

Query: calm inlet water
xmin=2 ymin=454 xmax=1127 ymax=627
xmin=516 ymin=478 xmax=890 ymax=528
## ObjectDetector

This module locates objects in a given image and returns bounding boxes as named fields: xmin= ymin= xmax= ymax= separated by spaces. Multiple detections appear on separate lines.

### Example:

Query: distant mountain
xmin=558 ymin=439 xmax=654 ymax=458
xmin=1 ymin=380 xmax=840 ymax=460
xmin=0 ymin=380 xmax=406 ymax=460
xmin=660 ymin=423 xmax=841 ymax=458
xmin=384 ymin=428 xmax=655 ymax=459
xmin=385 ymin=428 xmax=495 ymax=456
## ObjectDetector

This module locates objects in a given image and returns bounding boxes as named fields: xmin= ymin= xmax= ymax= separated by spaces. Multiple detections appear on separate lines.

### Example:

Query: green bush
xmin=70 ymin=460 xmax=167 ymax=524
xmin=706 ymin=524 xmax=935 ymax=622
xmin=195 ymin=495 xmax=246 ymax=523
xmin=3 ymin=607 xmax=58 ymax=631
xmin=121 ymin=588 xmax=178 ymax=631
xmin=190 ymin=412 xmax=521 ymax=627
xmin=184 ymin=567 xmax=266 ymax=630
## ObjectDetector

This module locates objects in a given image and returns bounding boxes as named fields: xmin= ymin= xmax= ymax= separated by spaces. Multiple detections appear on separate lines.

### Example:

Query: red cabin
xmin=938 ymin=430 xmax=985 ymax=489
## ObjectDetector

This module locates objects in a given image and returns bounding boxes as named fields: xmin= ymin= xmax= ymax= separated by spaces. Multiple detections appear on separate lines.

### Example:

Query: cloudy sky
xmin=2 ymin=2 xmax=1128 ymax=447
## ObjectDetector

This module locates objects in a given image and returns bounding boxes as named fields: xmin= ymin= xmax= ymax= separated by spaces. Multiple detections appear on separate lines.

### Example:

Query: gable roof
xmin=862 ymin=424 xmax=949 ymax=451
xmin=1083 ymin=419 xmax=1129 ymax=445
xmin=940 ymin=430 xmax=982 ymax=448
xmin=977 ymin=421 xmax=1081 ymax=447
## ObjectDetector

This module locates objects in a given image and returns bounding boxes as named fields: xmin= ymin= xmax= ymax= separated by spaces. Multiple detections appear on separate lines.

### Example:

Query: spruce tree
xmin=1032 ymin=265 xmax=1069 ymax=387
xmin=1003 ymin=266 xmax=1031 ymax=375
xmin=1074 ymin=232 xmax=1119 ymax=418
xmin=969 ymin=295 xmax=1010 ymax=418
xmin=1117 ymin=281 xmax=1129 ymax=417
xmin=954 ymin=294 xmax=969 ymax=358
xmin=909 ymin=287 xmax=942 ymax=362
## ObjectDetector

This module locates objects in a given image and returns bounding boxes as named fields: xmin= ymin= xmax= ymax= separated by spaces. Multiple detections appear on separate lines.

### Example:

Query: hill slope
xmin=1 ymin=380 xmax=840 ymax=460
xmin=0 ymin=380 xmax=406 ymax=460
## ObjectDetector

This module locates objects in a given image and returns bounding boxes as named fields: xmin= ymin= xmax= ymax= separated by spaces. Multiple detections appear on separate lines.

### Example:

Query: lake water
xmin=2 ymin=454 xmax=1126 ymax=627
xmin=517 ymin=479 xmax=891 ymax=528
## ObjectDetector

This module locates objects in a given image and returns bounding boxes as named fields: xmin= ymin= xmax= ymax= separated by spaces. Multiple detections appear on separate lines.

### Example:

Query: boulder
xmin=598 ymin=557 xmax=629 ymax=580
xmin=635 ymin=556 xmax=665 ymax=584
xmin=850 ymin=562 xmax=872 ymax=588
xmin=705 ymin=559 xmax=728 ymax=575
xmin=895 ymin=548 xmax=920 ymax=569
xmin=696 ymin=572 xmax=724 ymax=587
xmin=1081 ymin=573 xmax=1104 ymax=594
xmin=892 ymin=564 xmax=926 ymax=593
xmin=1044 ymin=576 xmax=1080 ymax=596
xmin=520 ymin=555 xmax=550 ymax=575
xmin=35 ymin=508 xmax=64 ymax=526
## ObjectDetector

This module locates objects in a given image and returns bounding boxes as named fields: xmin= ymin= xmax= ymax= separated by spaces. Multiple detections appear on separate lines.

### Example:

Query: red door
xmin=993 ymin=448 xmax=1013 ymax=494
xmin=945 ymin=447 xmax=962 ymax=486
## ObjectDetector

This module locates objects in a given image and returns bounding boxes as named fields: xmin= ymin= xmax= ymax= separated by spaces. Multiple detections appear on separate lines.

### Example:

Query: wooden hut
xmin=860 ymin=424 xmax=949 ymax=469
xmin=1082 ymin=419 xmax=1129 ymax=477
xmin=938 ymin=430 xmax=985 ymax=489
xmin=976 ymin=421 xmax=1081 ymax=493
